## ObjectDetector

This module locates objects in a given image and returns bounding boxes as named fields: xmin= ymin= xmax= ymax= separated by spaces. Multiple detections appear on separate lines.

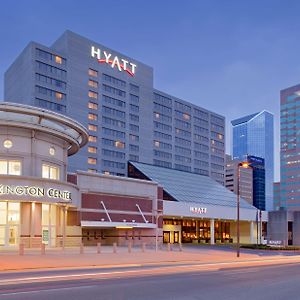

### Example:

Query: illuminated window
xmin=3 ymin=139 xmax=12 ymax=149
xmin=103 ymin=171 xmax=110 ymax=175
xmin=42 ymin=164 xmax=59 ymax=180
xmin=88 ymin=80 xmax=98 ymax=88
xmin=88 ymin=124 xmax=97 ymax=132
xmin=88 ymin=91 xmax=98 ymax=99
xmin=49 ymin=147 xmax=55 ymax=156
xmin=55 ymin=56 xmax=62 ymax=64
xmin=88 ymin=69 xmax=98 ymax=77
xmin=55 ymin=92 xmax=63 ymax=100
xmin=88 ymin=113 xmax=97 ymax=121
xmin=88 ymin=102 xmax=98 ymax=110
xmin=218 ymin=134 xmax=223 ymax=140
xmin=88 ymin=169 xmax=97 ymax=173
xmin=88 ymin=157 xmax=97 ymax=165
xmin=115 ymin=141 xmax=125 ymax=149
xmin=89 ymin=135 xmax=97 ymax=143
xmin=155 ymin=113 xmax=160 ymax=119
xmin=183 ymin=113 xmax=191 ymax=120
xmin=0 ymin=160 xmax=21 ymax=175
xmin=154 ymin=141 xmax=160 ymax=147
xmin=88 ymin=146 xmax=97 ymax=154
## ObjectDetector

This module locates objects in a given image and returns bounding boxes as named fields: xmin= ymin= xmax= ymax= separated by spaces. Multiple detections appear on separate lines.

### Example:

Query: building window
xmin=115 ymin=141 xmax=125 ymax=149
xmin=88 ymin=113 xmax=97 ymax=121
xmin=88 ymin=146 xmax=97 ymax=154
xmin=88 ymin=124 xmax=98 ymax=132
xmin=55 ymin=56 xmax=62 ymax=64
xmin=88 ymin=102 xmax=98 ymax=110
xmin=3 ymin=139 xmax=13 ymax=149
xmin=88 ymin=80 xmax=98 ymax=88
xmin=55 ymin=92 xmax=63 ymax=100
xmin=49 ymin=147 xmax=55 ymax=156
xmin=88 ymin=91 xmax=98 ymax=99
xmin=129 ymin=134 xmax=139 ymax=142
xmin=88 ymin=158 xmax=97 ymax=165
xmin=88 ymin=169 xmax=97 ymax=173
xmin=42 ymin=164 xmax=59 ymax=180
xmin=88 ymin=135 xmax=97 ymax=143
xmin=88 ymin=69 xmax=98 ymax=77
xmin=0 ymin=160 xmax=21 ymax=175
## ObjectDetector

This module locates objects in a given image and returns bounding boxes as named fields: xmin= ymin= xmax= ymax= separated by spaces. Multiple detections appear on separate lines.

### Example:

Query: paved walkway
xmin=0 ymin=245 xmax=299 ymax=271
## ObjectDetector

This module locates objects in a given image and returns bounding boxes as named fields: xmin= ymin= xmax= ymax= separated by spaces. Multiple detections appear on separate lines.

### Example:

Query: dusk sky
xmin=2 ymin=0 xmax=300 ymax=180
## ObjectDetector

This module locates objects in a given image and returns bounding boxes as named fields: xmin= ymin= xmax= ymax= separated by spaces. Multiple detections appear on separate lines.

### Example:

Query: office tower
xmin=232 ymin=111 xmax=274 ymax=210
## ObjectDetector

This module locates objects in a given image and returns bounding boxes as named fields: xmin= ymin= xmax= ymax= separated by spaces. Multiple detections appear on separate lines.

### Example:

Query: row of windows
xmin=154 ymin=140 xmax=172 ymax=150
xmin=194 ymin=142 xmax=209 ymax=151
xmin=194 ymin=125 xmax=208 ymax=135
xmin=194 ymin=159 xmax=209 ymax=167
xmin=175 ymin=101 xmax=191 ymax=113
xmin=36 ymin=85 xmax=65 ymax=100
xmin=102 ymin=127 xmax=125 ymax=139
xmin=175 ymin=110 xmax=191 ymax=121
xmin=211 ymin=131 xmax=224 ymax=140
xmin=102 ymin=160 xmax=125 ymax=169
xmin=130 ymin=114 xmax=139 ymax=122
xmin=153 ymin=159 xmax=172 ymax=168
xmin=194 ymin=134 xmax=209 ymax=143
xmin=175 ymin=155 xmax=191 ymax=164
xmin=130 ymin=124 xmax=139 ymax=132
xmin=154 ymin=102 xmax=172 ymax=115
xmin=194 ymin=151 xmax=209 ymax=159
xmin=130 ymin=104 xmax=139 ymax=113
xmin=175 ymin=119 xmax=191 ymax=130
xmin=103 ymin=73 xmax=126 ymax=87
xmin=103 ymin=94 xmax=126 ymax=108
xmin=88 ymin=79 xmax=98 ymax=89
xmin=130 ymin=144 xmax=139 ymax=152
xmin=211 ymin=139 xmax=224 ymax=148
xmin=211 ymin=155 xmax=224 ymax=164
xmin=103 ymin=106 xmax=126 ymax=119
xmin=102 ymin=138 xmax=125 ymax=149
xmin=194 ymin=117 xmax=208 ymax=127
xmin=36 ymin=48 xmax=65 ymax=65
xmin=154 ymin=112 xmax=172 ymax=123
xmin=154 ymin=93 xmax=172 ymax=106
xmin=0 ymin=160 xmax=60 ymax=180
xmin=154 ymin=121 xmax=172 ymax=132
xmin=175 ymin=164 xmax=191 ymax=172
xmin=102 ymin=116 xmax=125 ymax=128
xmin=175 ymin=128 xmax=191 ymax=138
xmin=194 ymin=108 xmax=208 ymax=119
xmin=35 ymin=98 xmax=66 ymax=113
xmin=35 ymin=73 xmax=66 ymax=89
xmin=175 ymin=145 xmax=191 ymax=156
xmin=36 ymin=61 xmax=67 ymax=79
xmin=211 ymin=115 xmax=224 ymax=126
xmin=130 ymin=84 xmax=139 ymax=94
xmin=154 ymin=131 xmax=172 ymax=140
xmin=154 ymin=150 xmax=172 ymax=159
xmin=102 ymin=149 xmax=125 ymax=159
xmin=103 ymin=84 xmax=126 ymax=97
xmin=175 ymin=137 xmax=191 ymax=147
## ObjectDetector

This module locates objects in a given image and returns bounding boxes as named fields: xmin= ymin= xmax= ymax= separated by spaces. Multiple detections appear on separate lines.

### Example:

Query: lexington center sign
xmin=0 ymin=184 xmax=72 ymax=201
xmin=91 ymin=46 xmax=137 ymax=77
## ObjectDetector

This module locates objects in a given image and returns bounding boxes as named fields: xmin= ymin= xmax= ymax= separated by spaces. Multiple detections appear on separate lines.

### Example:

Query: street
xmin=0 ymin=260 xmax=299 ymax=300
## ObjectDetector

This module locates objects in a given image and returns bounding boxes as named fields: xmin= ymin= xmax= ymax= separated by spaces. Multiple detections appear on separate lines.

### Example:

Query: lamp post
xmin=153 ymin=209 xmax=163 ymax=252
xmin=237 ymin=161 xmax=251 ymax=258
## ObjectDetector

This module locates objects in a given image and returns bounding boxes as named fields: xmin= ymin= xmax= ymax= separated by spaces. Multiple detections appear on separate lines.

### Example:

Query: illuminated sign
xmin=91 ymin=46 xmax=137 ymax=77
xmin=0 ymin=184 xmax=72 ymax=201
xmin=190 ymin=207 xmax=207 ymax=214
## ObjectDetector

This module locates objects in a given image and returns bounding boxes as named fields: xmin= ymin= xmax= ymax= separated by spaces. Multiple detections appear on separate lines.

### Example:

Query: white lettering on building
xmin=91 ymin=46 xmax=137 ymax=77
xmin=190 ymin=207 xmax=207 ymax=214
xmin=0 ymin=184 xmax=72 ymax=201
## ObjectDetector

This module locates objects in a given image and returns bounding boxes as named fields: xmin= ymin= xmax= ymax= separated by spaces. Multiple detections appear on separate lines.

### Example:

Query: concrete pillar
xmin=62 ymin=206 xmax=66 ymax=249
xmin=210 ymin=219 xmax=215 ymax=245
xmin=250 ymin=221 xmax=255 ymax=244
xmin=196 ymin=220 xmax=199 ymax=239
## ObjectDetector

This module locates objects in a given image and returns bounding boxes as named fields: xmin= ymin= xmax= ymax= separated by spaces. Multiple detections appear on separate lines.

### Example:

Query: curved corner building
xmin=0 ymin=102 xmax=88 ymax=247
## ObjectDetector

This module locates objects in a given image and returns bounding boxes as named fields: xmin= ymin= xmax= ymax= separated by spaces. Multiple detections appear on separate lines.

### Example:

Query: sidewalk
xmin=1 ymin=245 xmax=300 ymax=272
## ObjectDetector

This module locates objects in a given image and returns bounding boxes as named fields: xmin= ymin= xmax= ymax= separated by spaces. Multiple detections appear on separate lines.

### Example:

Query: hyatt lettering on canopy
xmin=91 ymin=46 xmax=137 ymax=77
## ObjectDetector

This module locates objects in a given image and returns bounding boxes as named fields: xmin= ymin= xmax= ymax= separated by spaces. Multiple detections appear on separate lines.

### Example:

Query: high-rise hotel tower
xmin=4 ymin=31 xmax=225 ymax=184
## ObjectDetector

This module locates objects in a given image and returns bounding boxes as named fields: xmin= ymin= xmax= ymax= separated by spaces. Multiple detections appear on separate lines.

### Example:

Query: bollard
xmin=19 ymin=243 xmax=24 ymax=256
xmin=141 ymin=242 xmax=146 ymax=253
xmin=113 ymin=242 xmax=117 ymax=253
xmin=179 ymin=243 xmax=183 ymax=252
xmin=167 ymin=243 xmax=171 ymax=252
xmin=80 ymin=243 xmax=84 ymax=254
xmin=128 ymin=242 xmax=132 ymax=253
xmin=97 ymin=242 xmax=101 ymax=254
xmin=41 ymin=243 xmax=46 ymax=255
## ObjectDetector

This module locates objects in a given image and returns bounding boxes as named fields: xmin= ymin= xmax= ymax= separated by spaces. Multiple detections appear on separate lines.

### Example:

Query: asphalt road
xmin=0 ymin=261 xmax=299 ymax=300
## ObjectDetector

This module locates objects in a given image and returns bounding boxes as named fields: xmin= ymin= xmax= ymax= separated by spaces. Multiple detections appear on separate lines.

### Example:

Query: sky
xmin=1 ymin=0 xmax=300 ymax=181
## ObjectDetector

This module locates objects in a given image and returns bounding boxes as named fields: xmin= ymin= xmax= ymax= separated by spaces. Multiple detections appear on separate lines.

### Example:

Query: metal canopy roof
xmin=130 ymin=162 xmax=256 ymax=210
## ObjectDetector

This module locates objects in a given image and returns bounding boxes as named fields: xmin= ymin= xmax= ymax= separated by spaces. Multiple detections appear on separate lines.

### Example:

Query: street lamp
xmin=236 ymin=161 xmax=251 ymax=258
xmin=153 ymin=209 xmax=163 ymax=252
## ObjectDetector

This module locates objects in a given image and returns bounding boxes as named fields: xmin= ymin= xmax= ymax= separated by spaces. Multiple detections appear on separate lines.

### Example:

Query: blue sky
xmin=1 ymin=0 xmax=300 ymax=180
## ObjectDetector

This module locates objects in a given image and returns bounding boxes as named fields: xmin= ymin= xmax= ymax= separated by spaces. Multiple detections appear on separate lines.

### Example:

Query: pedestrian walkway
xmin=1 ymin=244 xmax=299 ymax=272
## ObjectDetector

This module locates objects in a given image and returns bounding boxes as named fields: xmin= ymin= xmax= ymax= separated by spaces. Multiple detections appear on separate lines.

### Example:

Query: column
xmin=62 ymin=206 xmax=66 ymax=248
xmin=250 ymin=221 xmax=254 ymax=244
xmin=196 ymin=220 xmax=199 ymax=239
xmin=210 ymin=219 xmax=215 ymax=245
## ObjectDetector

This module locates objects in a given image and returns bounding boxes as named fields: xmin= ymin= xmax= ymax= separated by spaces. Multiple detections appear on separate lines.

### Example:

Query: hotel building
xmin=4 ymin=30 xmax=225 ymax=185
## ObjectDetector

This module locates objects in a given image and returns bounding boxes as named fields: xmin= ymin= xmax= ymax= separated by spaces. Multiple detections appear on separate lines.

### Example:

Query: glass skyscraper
xmin=279 ymin=84 xmax=300 ymax=210
xmin=231 ymin=111 xmax=274 ymax=211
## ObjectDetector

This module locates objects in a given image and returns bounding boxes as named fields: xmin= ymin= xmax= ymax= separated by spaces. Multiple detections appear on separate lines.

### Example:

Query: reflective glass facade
xmin=279 ymin=84 xmax=300 ymax=210
xmin=232 ymin=111 xmax=274 ymax=211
